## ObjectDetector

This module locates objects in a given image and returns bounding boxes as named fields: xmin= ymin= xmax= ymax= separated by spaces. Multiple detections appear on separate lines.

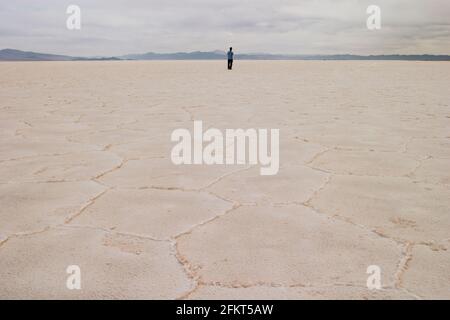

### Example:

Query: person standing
xmin=227 ymin=47 xmax=234 ymax=70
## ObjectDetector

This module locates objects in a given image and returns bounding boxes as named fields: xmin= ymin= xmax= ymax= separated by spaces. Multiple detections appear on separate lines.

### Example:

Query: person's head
xmin=229 ymin=47 xmax=233 ymax=51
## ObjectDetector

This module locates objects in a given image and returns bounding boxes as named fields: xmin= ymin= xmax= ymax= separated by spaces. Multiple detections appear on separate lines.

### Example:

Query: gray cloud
xmin=0 ymin=0 xmax=449 ymax=56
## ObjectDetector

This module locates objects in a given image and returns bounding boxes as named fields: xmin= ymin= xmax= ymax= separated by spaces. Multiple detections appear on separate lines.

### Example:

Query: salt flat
xmin=0 ymin=61 xmax=449 ymax=299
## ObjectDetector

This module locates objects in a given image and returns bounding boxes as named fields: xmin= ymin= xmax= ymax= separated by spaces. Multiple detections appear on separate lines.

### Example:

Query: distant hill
xmin=1 ymin=48 xmax=449 ymax=61
xmin=287 ymin=54 xmax=450 ymax=61
xmin=0 ymin=49 xmax=120 ymax=61
xmin=120 ymin=51 xmax=450 ymax=61
xmin=0 ymin=48 xmax=73 ymax=61
xmin=75 ymin=56 xmax=122 ymax=61
xmin=120 ymin=51 xmax=226 ymax=60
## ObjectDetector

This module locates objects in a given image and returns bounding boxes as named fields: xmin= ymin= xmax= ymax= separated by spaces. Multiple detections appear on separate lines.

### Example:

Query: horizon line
xmin=2 ymin=48 xmax=450 ymax=58
xmin=1 ymin=48 xmax=449 ymax=62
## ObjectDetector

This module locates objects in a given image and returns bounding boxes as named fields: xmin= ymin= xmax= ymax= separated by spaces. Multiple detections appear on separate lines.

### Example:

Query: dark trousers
xmin=228 ymin=59 xmax=233 ymax=70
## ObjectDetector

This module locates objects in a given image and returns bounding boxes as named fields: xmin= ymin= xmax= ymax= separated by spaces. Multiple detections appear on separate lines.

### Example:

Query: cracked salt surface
xmin=0 ymin=61 xmax=449 ymax=299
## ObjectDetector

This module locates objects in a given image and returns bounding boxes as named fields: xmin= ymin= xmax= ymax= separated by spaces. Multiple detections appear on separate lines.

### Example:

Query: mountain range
xmin=1 ymin=48 xmax=449 ymax=61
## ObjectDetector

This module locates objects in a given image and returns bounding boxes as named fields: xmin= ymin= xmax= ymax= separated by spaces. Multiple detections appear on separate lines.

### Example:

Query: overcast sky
xmin=0 ymin=0 xmax=449 ymax=56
